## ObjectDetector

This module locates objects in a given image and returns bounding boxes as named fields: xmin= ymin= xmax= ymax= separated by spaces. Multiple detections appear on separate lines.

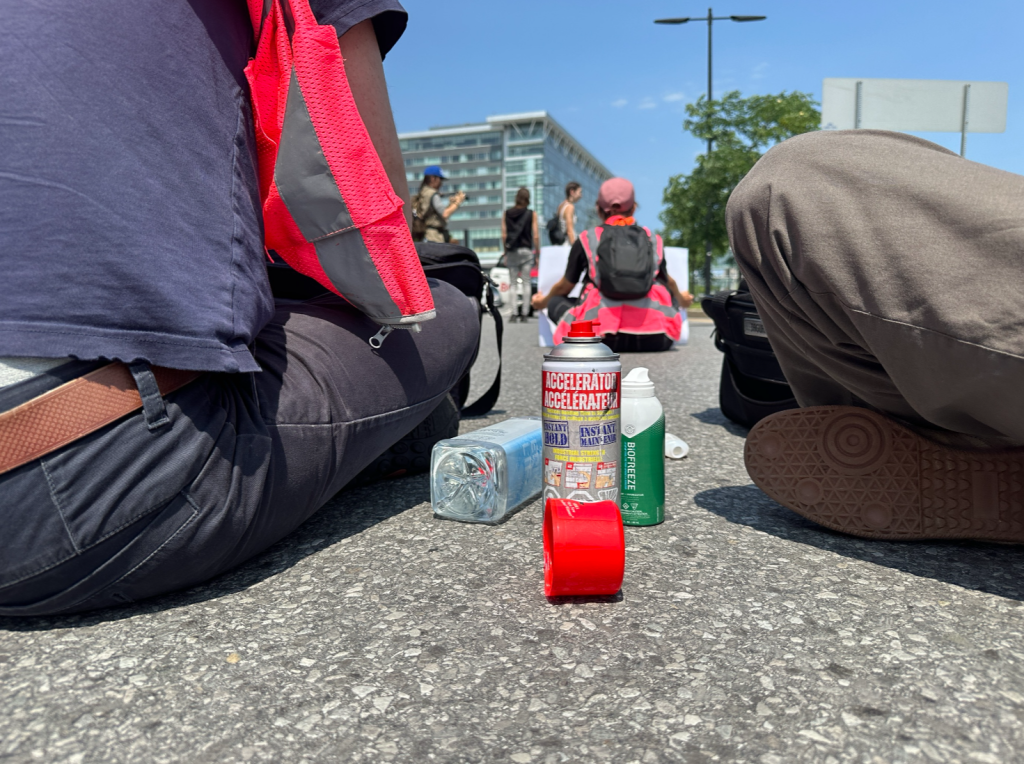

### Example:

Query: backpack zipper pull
xmin=368 ymin=324 xmax=395 ymax=348
xmin=368 ymin=322 xmax=423 ymax=348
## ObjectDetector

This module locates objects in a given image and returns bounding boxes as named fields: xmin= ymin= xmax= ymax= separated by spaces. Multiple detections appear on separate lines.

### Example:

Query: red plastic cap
xmin=567 ymin=321 xmax=597 ymax=338
xmin=543 ymin=499 xmax=625 ymax=597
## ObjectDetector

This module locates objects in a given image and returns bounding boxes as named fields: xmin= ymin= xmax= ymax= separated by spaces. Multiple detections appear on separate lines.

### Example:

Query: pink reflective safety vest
xmin=552 ymin=225 xmax=682 ymax=345
xmin=244 ymin=0 xmax=434 ymax=327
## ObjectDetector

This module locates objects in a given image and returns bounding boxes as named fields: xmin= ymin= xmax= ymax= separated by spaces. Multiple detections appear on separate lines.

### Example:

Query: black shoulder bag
xmin=416 ymin=241 xmax=502 ymax=417
xmin=701 ymin=284 xmax=798 ymax=428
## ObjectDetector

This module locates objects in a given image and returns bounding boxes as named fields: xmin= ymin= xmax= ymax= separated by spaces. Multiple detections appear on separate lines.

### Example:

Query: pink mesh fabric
xmin=551 ymin=284 xmax=682 ymax=345
xmin=244 ymin=0 xmax=434 ymax=319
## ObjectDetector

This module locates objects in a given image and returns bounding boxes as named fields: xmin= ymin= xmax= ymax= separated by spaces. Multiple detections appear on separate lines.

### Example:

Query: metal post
xmin=855 ymin=80 xmax=863 ymax=129
xmin=703 ymin=7 xmax=714 ymax=297
xmin=960 ymin=83 xmax=971 ymax=158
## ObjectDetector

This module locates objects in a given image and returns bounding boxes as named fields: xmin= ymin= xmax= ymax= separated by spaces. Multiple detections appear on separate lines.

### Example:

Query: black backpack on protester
xmin=547 ymin=211 xmax=566 ymax=245
xmin=592 ymin=225 xmax=657 ymax=300
xmin=701 ymin=283 xmax=799 ymax=428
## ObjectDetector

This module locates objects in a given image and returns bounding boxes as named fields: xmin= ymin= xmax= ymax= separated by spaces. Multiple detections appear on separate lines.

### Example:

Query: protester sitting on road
xmin=0 ymin=1 xmax=479 ymax=616
xmin=729 ymin=129 xmax=1024 ymax=543
xmin=412 ymin=166 xmax=466 ymax=243
xmin=555 ymin=181 xmax=583 ymax=245
xmin=500 ymin=187 xmax=540 ymax=322
xmin=532 ymin=177 xmax=694 ymax=353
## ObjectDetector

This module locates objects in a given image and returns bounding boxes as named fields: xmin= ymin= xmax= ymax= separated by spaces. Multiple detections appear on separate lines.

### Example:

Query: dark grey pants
xmin=0 ymin=280 xmax=479 ymax=615
xmin=727 ymin=130 xmax=1024 ymax=447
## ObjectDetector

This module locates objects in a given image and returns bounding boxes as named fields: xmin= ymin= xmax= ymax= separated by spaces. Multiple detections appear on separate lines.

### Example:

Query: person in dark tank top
xmin=501 ymin=187 xmax=540 ymax=321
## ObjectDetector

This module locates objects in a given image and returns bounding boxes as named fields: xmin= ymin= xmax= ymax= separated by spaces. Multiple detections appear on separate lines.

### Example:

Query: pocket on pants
xmin=0 ymin=488 xmax=200 ymax=616
xmin=91 ymin=431 xmax=273 ymax=608
xmin=0 ymin=376 xmax=272 ymax=616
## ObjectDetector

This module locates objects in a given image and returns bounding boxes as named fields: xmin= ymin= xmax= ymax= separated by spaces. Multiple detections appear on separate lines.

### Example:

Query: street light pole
xmin=655 ymin=9 xmax=765 ymax=297
xmin=705 ymin=9 xmax=713 ymax=300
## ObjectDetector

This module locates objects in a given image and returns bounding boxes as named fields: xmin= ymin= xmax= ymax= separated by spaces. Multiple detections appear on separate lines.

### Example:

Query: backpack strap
xmin=642 ymin=227 xmax=664 ymax=268
xmin=579 ymin=226 xmax=603 ymax=285
xmin=700 ymin=289 xmax=740 ymax=354
xmin=461 ymin=278 xmax=504 ymax=417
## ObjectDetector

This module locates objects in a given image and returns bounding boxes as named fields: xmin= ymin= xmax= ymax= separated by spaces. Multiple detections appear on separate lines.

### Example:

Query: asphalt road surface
xmin=3 ymin=317 xmax=1024 ymax=764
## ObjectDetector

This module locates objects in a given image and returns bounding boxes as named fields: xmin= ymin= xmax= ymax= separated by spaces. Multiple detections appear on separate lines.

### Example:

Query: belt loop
xmin=128 ymin=362 xmax=170 ymax=431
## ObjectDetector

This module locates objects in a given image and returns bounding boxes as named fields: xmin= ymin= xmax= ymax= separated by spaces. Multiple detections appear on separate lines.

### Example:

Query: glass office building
xmin=399 ymin=111 xmax=612 ymax=265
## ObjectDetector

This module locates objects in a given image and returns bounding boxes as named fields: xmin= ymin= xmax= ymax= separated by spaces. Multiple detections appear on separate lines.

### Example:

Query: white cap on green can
xmin=622 ymin=367 xmax=656 ymax=398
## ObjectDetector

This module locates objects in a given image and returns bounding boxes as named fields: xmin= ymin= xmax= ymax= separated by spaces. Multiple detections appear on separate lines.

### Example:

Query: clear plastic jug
xmin=430 ymin=417 xmax=543 ymax=523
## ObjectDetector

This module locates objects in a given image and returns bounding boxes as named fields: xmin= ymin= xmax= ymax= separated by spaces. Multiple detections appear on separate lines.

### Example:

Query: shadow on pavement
xmin=690 ymin=406 xmax=750 ymax=437
xmin=695 ymin=484 xmax=1024 ymax=603
xmin=0 ymin=475 xmax=431 ymax=633
xmin=462 ymin=408 xmax=506 ymax=420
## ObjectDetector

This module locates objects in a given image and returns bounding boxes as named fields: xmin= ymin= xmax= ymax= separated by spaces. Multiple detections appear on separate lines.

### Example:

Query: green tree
xmin=660 ymin=90 xmax=820 ymax=294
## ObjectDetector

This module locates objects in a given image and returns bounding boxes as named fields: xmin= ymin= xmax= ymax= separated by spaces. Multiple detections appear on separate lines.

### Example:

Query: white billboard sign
xmin=821 ymin=78 xmax=1007 ymax=133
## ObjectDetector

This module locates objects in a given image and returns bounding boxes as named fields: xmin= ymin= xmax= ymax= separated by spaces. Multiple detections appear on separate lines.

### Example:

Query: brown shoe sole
xmin=744 ymin=406 xmax=1024 ymax=542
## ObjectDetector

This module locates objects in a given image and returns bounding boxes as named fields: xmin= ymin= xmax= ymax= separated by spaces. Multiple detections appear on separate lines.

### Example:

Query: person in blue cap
xmin=412 ymin=165 xmax=466 ymax=243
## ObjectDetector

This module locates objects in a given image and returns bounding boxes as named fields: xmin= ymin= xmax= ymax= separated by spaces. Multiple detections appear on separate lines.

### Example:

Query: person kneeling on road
xmin=0 ymin=1 xmax=479 ymax=616
xmin=532 ymin=177 xmax=694 ymax=352
xmin=729 ymin=129 xmax=1024 ymax=543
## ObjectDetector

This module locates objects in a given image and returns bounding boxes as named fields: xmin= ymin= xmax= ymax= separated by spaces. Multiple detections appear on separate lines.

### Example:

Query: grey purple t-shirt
xmin=0 ymin=0 xmax=406 ymax=375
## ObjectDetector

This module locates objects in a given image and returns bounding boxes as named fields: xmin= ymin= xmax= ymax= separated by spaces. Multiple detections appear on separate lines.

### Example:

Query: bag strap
xmin=579 ymin=226 xmax=602 ymax=283
xmin=461 ymin=278 xmax=503 ymax=417
xmin=641 ymin=226 xmax=664 ymax=268
xmin=702 ymin=289 xmax=746 ymax=359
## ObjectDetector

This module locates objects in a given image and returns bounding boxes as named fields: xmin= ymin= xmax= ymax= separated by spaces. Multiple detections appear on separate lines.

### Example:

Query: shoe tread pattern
xmin=745 ymin=406 xmax=1024 ymax=542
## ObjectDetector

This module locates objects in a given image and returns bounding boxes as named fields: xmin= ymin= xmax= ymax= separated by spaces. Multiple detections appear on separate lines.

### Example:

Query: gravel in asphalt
xmin=2 ymin=317 xmax=1024 ymax=764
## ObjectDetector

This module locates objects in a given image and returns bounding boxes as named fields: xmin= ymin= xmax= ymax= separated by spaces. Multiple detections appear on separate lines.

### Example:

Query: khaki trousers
xmin=726 ymin=130 xmax=1024 ymax=447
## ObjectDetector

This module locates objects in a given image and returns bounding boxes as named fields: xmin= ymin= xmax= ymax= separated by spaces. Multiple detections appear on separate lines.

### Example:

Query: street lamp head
xmin=730 ymin=15 xmax=766 ymax=21
xmin=654 ymin=17 xmax=691 ymax=24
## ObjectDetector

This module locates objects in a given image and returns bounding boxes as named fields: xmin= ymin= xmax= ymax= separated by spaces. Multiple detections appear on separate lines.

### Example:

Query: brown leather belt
xmin=0 ymin=363 xmax=201 ymax=477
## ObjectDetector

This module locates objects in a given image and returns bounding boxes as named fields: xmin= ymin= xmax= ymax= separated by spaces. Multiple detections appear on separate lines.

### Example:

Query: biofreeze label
xmin=542 ymin=370 xmax=620 ymax=504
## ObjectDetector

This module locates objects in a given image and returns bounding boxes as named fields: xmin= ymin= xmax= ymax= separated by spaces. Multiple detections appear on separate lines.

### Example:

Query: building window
xmin=404 ymin=151 xmax=501 ymax=167
xmin=449 ymin=209 xmax=501 ymax=221
xmin=399 ymin=133 xmax=502 ymax=152
xmin=508 ymin=144 xmax=544 ymax=157
xmin=461 ymin=195 xmax=502 ymax=207
xmin=469 ymin=228 xmax=502 ymax=253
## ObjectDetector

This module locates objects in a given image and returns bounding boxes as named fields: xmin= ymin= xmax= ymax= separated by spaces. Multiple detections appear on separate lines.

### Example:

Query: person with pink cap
xmin=532 ymin=177 xmax=694 ymax=351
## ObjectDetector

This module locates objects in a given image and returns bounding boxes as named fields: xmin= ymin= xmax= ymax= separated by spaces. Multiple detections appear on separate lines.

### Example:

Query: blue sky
xmin=383 ymin=0 xmax=1022 ymax=224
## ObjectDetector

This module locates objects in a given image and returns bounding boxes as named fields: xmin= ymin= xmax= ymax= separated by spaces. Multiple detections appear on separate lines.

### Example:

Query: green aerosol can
xmin=619 ymin=367 xmax=665 ymax=526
